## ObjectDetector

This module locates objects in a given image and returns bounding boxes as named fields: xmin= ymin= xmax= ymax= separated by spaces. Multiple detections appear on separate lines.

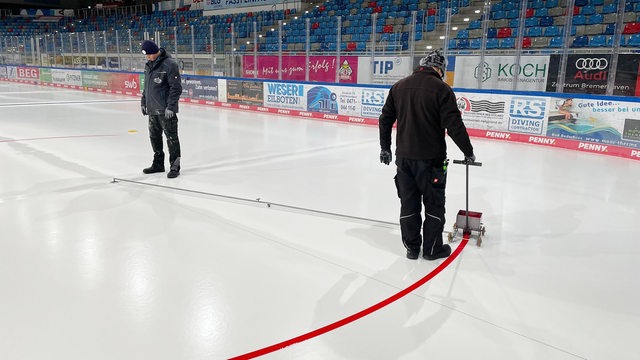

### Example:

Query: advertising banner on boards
xmin=243 ymin=55 xmax=358 ymax=83
xmin=545 ymin=54 xmax=640 ymax=96
xmin=357 ymin=56 xmax=413 ymax=85
xmin=227 ymin=79 xmax=264 ymax=105
xmin=453 ymin=55 xmax=550 ymax=91
xmin=546 ymin=96 xmax=640 ymax=149
xmin=181 ymin=76 xmax=219 ymax=101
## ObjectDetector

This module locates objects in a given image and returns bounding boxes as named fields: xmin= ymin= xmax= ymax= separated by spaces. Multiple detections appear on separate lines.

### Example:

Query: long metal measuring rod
xmin=112 ymin=177 xmax=400 ymax=227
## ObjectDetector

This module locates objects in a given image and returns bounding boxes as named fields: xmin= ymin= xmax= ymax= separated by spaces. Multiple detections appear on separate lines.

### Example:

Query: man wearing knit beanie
xmin=140 ymin=40 xmax=183 ymax=178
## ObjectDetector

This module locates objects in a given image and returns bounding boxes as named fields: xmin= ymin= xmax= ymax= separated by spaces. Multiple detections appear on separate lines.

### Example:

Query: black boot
xmin=423 ymin=244 xmax=451 ymax=261
xmin=143 ymin=163 xmax=165 ymax=174
xmin=167 ymin=157 xmax=180 ymax=178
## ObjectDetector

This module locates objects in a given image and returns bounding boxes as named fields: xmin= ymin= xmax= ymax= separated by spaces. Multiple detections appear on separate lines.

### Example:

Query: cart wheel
xmin=447 ymin=232 xmax=453 ymax=243
xmin=453 ymin=222 xmax=458 ymax=231
xmin=481 ymin=227 xmax=486 ymax=236
xmin=476 ymin=236 xmax=482 ymax=247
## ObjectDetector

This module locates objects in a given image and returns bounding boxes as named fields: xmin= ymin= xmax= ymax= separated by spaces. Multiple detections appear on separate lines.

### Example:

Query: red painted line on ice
xmin=229 ymin=235 xmax=470 ymax=360
xmin=0 ymin=134 xmax=118 ymax=143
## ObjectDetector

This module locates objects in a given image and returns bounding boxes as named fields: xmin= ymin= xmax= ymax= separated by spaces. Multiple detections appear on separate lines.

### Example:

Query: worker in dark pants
xmin=140 ymin=40 xmax=183 ymax=178
xmin=379 ymin=49 xmax=476 ymax=260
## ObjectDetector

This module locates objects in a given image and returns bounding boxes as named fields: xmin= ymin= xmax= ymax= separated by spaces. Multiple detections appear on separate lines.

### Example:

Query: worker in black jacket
xmin=379 ymin=49 xmax=475 ymax=260
xmin=140 ymin=40 xmax=183 ymax=178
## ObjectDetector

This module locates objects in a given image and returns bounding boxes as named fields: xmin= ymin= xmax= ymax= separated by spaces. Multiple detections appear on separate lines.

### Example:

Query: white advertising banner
xmin=357 ymin=56 xmax=412 ymax=85
xmin=454 ymin=55 xmax=550 ymax=91
xmin=456 ymin=92 xmax=509 ymax=131
xmin=457 ymin=91 xmax=550 ymax=136
xmin=263 ymin=82 xmax=307 ymax=111
xmin=51 ymin=69 xmax=83 ymax=86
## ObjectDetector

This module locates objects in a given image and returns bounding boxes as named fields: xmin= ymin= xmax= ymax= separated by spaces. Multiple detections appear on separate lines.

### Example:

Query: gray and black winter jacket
xmin=379 ymin=67 xmax=473 ymax=161
xmin=141 ymin=48 xmax=182 ymax=116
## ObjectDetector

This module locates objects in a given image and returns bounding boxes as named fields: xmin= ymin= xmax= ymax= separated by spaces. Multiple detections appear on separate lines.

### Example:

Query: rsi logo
xmin=509 ymin=97 xmax=546 ymax=119
xmin=361 ymin=89 xmax=385 ymax=106
xmin=124 ymin=80 xmax=137 ymax=89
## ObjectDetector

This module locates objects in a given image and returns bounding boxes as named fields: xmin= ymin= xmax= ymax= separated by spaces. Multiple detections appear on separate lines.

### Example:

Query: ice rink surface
xmin=1 ymin=82 xmax=639 ymax=360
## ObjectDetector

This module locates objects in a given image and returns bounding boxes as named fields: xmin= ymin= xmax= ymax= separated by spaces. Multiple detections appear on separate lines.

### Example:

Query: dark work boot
xmin=167 ymin=157 xmax=180 ymax=178
xmin=143 ymin=164 xmax=165 ymax=174
xmin=406 ymin=248 xmax=420 ymax=260
xmin=423 ymin=244 xmax=451 ymax=261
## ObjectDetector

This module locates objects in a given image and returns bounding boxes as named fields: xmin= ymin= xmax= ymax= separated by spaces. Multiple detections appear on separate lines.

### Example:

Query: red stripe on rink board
xmin=228 ymin=236 xmax=470 ymax=360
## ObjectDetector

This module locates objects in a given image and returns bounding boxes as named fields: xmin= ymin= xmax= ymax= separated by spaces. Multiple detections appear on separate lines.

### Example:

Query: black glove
xmin=380 ymin=149 xmax=392 ymax=165
xmin=165 ymin=108 xmax=175 ymax=118
xmin=465 ymin=154 xmax=476 ymax=163
xmin=141 ymin=105 xmax=147 ymax=116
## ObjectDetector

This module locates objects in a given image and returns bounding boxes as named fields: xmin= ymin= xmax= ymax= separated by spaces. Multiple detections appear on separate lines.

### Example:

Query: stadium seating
xmin=2 ymin=0 xmax=640 ymax=56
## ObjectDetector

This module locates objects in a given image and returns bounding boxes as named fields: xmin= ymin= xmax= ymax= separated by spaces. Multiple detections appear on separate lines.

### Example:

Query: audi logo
xmin=575 ymin=58 xmax=608 ymax=71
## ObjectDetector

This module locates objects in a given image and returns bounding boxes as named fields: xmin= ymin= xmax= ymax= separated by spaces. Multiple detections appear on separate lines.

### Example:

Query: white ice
xmin=1 ymin=82 xmax=639 ymax=360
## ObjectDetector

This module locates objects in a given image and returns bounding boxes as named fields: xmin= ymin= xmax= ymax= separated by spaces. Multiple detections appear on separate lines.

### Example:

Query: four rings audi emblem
xmin=575 ymin=58 xmax=609 ymax=71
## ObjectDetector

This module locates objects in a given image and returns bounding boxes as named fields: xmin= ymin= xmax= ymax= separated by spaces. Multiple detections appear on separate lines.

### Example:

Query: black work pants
xmin=148 ymin=114 xmax=181 ymax=168
xmin=394 ymin=157 xmax=447 ymax=256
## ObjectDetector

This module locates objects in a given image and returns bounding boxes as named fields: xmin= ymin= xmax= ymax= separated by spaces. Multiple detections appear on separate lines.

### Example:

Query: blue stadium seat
xmin=456 ymin=29 xmax=469 ymax=38
xmin=581 ymin=5 xmax=596 ymax=15
xmin=589 ymin=35 xmax=607 ymax=47
xmin=544 ymin=26 xmax=561 ymax=37
xmin=503 ymin=2 xmax=517 ymax=11
xmin=571 ymin=35 xmax=589 ymax=47
xmin=492 ymin=10 xmax=505 ymax=20
xmin=534 ymin=8 xmax=548 ymax=17
xmin=530 ymin=0 xmax=544 ymax=9
xmin=549 ymin=36 xmax=563 ymax=48
xmin=539 ymin=16 xmax=553 ymax=27
xmin=500 ymin=37 xmax=515 ymax=48
xmin=468 ymin=19 xmax=482 ymax=30
xmin=572 ymin=15 xmax=587 ymax=25
xmin=627 ymin=34 xmax=640 ymax=47
xmin=505 ymin=9 xmax=519 ymax=19
xmin=486 ymin=38 xmax=500 ymax=49
xmin=588 ymin=14 xmax=604 ymax=25
xmin=527 ymin=27 xmax=543 ymax=37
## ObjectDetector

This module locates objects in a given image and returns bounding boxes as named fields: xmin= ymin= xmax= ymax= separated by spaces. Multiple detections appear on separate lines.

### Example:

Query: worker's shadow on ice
xmin=311 ymin=260 xmax=453 ymax=359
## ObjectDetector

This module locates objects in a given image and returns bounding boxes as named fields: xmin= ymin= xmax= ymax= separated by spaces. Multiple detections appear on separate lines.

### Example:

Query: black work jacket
xmin=141 ymin=49 xmax=182 ymax=115
xmin=379 ymin=67 xmax=473 ymax=160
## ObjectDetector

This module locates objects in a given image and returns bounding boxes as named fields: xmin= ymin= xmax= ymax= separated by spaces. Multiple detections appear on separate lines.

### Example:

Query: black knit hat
xmin=141 ymin=40 xmax=159 ymax=55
